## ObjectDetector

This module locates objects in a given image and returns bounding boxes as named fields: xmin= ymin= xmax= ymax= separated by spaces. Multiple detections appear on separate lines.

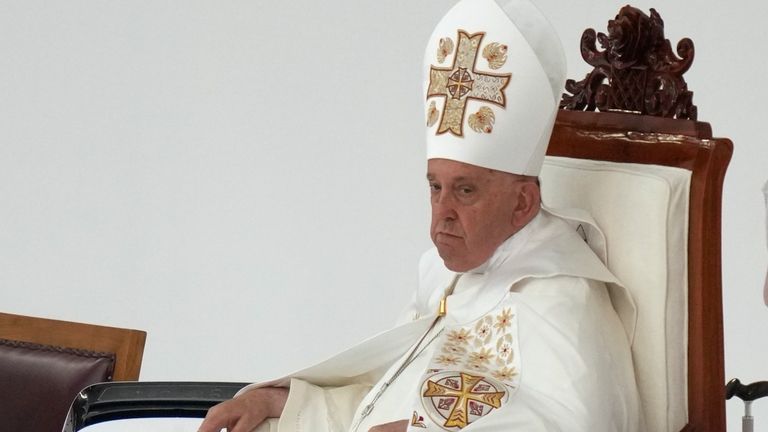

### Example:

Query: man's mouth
xmin=435 ymin=231 xmax=462 ymax=240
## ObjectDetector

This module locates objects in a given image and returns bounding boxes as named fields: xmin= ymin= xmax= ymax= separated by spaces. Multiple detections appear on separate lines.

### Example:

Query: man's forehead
xmin=427 ymin=158 xmax=499 ymax=180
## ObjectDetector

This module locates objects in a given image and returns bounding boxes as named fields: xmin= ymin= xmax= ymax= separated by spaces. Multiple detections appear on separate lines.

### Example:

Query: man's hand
xmin=368 ymin=419 xmax=408 ymax=432
xmin=197 ymin=387 xmax=288 ymax=432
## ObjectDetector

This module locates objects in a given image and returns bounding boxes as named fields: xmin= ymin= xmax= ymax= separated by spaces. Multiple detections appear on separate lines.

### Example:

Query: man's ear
xmin=511 ymin=182 xmax=541 ymax=229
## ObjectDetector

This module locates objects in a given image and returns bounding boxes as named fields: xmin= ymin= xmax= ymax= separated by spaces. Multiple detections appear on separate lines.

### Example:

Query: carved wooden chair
xmin=61 ymin=6 xmax=733 ymax=432
xmin=0 ymin=312 xmax=146 ymax=431
xmin=541 ymin=6 xmax=731 ymax=431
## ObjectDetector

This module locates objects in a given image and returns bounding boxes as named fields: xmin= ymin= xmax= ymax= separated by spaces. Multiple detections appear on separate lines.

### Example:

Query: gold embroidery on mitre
xmin=437 ymin=37 xmax=454 ymax=63
xmin=482 ymin=42 xmax=508 ymax=69
xmin=427 ymin=101 xmax=439 ymax=127
xmin=427 ymin=30 xmax=512 ymax=137
xmin=468 ymin=107 xmax=495 ymax=133
xmin=421 ymin=371 xmax=508 ymax=430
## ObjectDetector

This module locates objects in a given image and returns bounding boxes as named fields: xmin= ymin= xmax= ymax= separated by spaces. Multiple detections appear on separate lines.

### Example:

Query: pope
xmin=199 ymin=0 xmax=644 ymax=430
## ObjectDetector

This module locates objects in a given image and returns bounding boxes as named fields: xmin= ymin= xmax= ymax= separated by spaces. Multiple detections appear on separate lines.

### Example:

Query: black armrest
xmin=726 ymin=378 xmax=768 ymax=402
xmin=63 ymin=381 xmax=248 ymax=432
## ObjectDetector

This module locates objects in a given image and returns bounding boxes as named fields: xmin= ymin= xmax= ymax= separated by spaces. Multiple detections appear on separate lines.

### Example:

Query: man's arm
xmin=198 ymin=387 xmax=408 ymax=432
xmin=197 ymin=387 xmax=288 ymax=432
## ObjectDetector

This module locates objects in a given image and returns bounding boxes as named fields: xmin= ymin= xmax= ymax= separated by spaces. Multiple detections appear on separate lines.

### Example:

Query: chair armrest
xmin=726 ymin=378 xmax=768 ymax=402
xmin=63 ymin=381 xmax=248 ymax=432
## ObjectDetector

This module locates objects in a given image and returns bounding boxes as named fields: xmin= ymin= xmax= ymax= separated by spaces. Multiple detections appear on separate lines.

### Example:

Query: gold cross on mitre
xmin=423 ymin=372 xmax=505 ymax=428
xmin=427 ymin=30 xmax=512 ymax=137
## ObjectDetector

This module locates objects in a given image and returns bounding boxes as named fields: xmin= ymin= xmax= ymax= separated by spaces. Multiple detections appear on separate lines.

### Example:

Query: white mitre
xmin=424 ymin=0 xmax=566 ymax=176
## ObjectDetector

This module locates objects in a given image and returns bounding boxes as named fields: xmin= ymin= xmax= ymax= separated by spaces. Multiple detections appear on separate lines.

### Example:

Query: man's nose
xmin=432 ymin=192 xmax=458 ymax=221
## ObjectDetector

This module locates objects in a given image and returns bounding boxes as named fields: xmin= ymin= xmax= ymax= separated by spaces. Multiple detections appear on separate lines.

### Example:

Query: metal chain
xmin=351 ymin=273 xmax=462 ymax=431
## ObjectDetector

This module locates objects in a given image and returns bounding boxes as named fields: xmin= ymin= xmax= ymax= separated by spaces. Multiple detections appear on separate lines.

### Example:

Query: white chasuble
xmin=237 ymin=210 xmax=643 ymax=432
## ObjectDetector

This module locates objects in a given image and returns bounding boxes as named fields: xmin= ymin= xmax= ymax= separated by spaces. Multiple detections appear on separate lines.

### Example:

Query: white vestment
xmin=242 ymin=210 xmax=643 ymax=432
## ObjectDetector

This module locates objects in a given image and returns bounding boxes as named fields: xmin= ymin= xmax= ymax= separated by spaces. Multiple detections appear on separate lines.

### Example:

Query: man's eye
xmin=458 ymin=187 xmax=474 ymax=195
xmin=429 ymin=183 xmax=441 ymax=192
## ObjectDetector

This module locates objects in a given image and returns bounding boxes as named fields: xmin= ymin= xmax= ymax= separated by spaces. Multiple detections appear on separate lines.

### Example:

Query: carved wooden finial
xmin=560 ymin=5 xmax=697 ymax=120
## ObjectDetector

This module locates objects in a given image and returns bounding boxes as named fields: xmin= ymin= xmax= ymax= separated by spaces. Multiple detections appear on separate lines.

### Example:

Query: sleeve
xmin=276 ymin=378 xmax=372 ymax=432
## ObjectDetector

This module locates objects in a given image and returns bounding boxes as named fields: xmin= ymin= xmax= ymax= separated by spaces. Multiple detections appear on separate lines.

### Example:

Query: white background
xmin=1 ymin=1 xmax=766 ymax=430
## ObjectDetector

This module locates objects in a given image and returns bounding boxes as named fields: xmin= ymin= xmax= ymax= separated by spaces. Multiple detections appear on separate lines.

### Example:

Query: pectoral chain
xmin=352 ymin=273 xmax=462 ymax=431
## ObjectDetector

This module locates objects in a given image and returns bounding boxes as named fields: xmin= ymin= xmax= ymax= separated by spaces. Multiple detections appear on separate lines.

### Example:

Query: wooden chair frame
xmin=548 ymin=109 xmax=732 ymax=431
xmin=552 ymin=5 xmax=734 ymax=429
xmin=0 ymin=312 xmax=147 ymax=380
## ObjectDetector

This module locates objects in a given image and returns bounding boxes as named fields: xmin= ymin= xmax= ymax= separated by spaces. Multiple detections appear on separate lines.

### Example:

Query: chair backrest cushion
xmin=541 ymin=156 xmax=691 ymax=432
xmin=0 ymin=338 xmax=115 ymax=431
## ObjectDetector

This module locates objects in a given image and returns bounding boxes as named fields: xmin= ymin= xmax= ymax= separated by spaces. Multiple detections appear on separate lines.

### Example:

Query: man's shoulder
xmin=512 ymin=275 xmax=605 ymax=304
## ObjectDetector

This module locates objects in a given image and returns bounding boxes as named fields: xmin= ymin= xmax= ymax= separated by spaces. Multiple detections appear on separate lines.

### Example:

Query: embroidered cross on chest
xmin=427 ymin=30 xmax=511 ymax=137
xmin=423 ymin=372 xmax=505 ymax=428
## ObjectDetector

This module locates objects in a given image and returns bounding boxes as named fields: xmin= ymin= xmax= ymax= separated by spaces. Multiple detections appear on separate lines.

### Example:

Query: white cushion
xmin=541 ymin=156 xmax=691 ymax=432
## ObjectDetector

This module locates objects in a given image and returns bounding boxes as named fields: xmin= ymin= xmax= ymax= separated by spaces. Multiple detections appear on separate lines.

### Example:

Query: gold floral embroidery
xmin=428 ymin=305 xmax=520 ymax=397
xmin=474 ymin=316 xmax=493 ymax=345
xmin=494 ymin=308 xmax=513 ymax=331
xmin=436 ymin=354 xmax=461 ymax=366
xmin=437 ymin=37 xmax=454 ymax=63
xmin=442 ymin=343 xmax=468 ymax=356
xmin=492 ymin=366 xmax=518 ymax=383
xmin=466 ymin=362 xmax=489 ymax=373
xmin=468 ymin=347 xmax=495 ymax=366
xmin=468 ymin=107 xmax=495 ymax=133
xmin=495 ymin=334 xmax=514 ymax=364
xmin=482 ymin=42 xmax=508 ymax=69
xmin=426 ymin=101 xmax=439 ymax=127
xmin=446 ymin=328 xmax=473 ymax=345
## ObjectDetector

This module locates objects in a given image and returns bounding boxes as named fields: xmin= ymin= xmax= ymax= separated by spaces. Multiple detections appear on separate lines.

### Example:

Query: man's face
xmin=427 ymin=158 xmax=527 ymax=272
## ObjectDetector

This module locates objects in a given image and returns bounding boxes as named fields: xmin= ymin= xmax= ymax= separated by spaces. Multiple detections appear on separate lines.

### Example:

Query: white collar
xmin=465 ymin=211 xmax=542 ymax=275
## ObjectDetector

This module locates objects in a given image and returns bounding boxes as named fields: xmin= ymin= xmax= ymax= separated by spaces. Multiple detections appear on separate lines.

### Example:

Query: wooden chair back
xmin=545 ymin=6 xmax=732 ymax=431
xmin=0 ymin=311 xmax=146 ymax=431
xmin=0 ymin=311 xmax=146 ymax=380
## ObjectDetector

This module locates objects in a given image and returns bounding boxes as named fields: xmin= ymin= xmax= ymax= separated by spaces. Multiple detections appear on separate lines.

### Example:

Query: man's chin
xmin=436 ymin=248 xmax=472 ymax=272
xmin=443 ymin=260 xmax=476 ymax=273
